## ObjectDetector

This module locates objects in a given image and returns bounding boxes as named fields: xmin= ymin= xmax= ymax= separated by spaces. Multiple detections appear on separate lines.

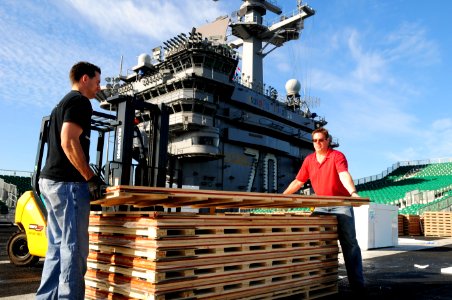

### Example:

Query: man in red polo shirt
xmin=283 ymin=127 xmax=365 ymax=293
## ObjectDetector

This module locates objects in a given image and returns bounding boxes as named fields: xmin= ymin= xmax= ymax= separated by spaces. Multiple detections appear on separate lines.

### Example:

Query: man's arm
xmin=339 ymin=171 xmax=359 ymax=197
xmin=283 ymin=179 xmax=305 ymax=195
xmin=60 ymin=121 xmax=95 ymax=181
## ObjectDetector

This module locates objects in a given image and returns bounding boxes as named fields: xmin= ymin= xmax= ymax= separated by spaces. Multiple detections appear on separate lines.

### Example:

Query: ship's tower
xmin=229 ymin=0 xmax=315 ymax=92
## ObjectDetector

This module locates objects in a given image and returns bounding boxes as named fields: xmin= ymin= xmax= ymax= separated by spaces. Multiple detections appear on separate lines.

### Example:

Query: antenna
xmin=119 ymin=55 xmax=124 ymax=77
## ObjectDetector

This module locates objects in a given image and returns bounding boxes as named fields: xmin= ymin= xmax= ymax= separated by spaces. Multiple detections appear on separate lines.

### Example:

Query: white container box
xmin=354 ymin=203 xmax=398 ymax=250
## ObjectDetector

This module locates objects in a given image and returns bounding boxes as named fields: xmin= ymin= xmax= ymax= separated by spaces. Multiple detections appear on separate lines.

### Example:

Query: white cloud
xmin=267 ymin=51 xmax=293 ymax=75
xmin=386 ymin=146 xmax=422 ymax=163
xmin=425 ymin=118 xmax=452 ymax=158
xmin=0 ymin=4 xmax=70 ymax=107
xmin=64 ymin=0 xmax=225 ymax=42
xmin=374 ymin=117 xmax=452 ymax=166
xmin=431 ymin=118 xmax=452 ymax=130
xmin=347 ymin=30 xmax=386 ymax=83
xmin=306 ymin=22 xmax=441 ymax=140
xmin=384 ymin=22 xmax=441 ymax=66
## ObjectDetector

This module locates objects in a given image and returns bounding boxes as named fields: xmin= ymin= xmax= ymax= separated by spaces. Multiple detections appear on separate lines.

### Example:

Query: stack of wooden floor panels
xmin=397 ymin=215 xmax=405 ymax=236
xmin=85 ymin=211 xmax=339 ymax=300
xmin=402 ymin=215 xmax=422 ymax=236
xmin=423 ymin=212 xmax=452 ymax=237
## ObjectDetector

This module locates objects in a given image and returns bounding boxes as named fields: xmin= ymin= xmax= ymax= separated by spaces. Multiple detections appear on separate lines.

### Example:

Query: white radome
xmin=138 ymin=53 xmax=151 ymax=65
xmin=285 ymin=79 xmax=301 ymax=95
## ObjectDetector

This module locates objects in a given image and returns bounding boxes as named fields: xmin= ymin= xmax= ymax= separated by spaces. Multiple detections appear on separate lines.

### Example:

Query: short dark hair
xmin=69 ymin=61 xmax=101 ymax=84
xmin=312 ymin=127 xmax=330 ymax=140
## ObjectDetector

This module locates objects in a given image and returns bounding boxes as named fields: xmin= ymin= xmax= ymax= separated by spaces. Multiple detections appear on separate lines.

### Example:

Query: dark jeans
xmin=313 ymin=206 xmax=365 ymax=289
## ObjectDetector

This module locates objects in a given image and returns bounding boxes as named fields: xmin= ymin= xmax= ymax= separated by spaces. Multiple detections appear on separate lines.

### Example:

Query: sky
xmin=0 ymin=0 xmax=451 ymax=181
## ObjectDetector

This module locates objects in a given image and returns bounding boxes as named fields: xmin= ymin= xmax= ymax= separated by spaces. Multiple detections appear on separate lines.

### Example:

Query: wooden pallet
xmin=88 ymin=244 xmax=338 ymax=270
xmin=406 ymin=215 xmax=421 ymax=236
xmin=208 ymin=278 xmax=338 ymax=300
xmin=85 ymin=286 xmax=142 ymax=300
xmin=89 ymin=211 xmax=339 ymax=227
xmin=88 ymin=223 xmax=337 ymax=239
xmin=86 ymin=259 xmax=338 ymax=292
xmin=85 ymin=280 xmax=338 ymax=300
xmin=423 ymin=212 xmax=452 ymax=237
xmin=399 ymin=214 xmax=422 ymax=236
xmin=88 ymin=251 xmax=338 ymax=283
xmin=85 ymin=267 xmax=338 ymax=300
xmin=398 ymin=214 xmax=405 ymax=236
xmin=89 ymin=239 xmax=337 ymax=262
xmin=88 ymin=230 xmax=338 ymax=249
xmin=87 ymin=212 xmax=339 ymax=299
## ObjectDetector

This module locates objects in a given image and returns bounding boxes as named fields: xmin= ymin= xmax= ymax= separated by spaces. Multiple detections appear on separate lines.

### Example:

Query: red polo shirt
xmin=296 ymin=149 xmax=350 ymax=196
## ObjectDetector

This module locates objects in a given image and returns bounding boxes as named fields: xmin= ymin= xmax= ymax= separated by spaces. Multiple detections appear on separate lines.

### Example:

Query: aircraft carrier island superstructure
xmin=97 ymin=0 xmax=329 ymax=193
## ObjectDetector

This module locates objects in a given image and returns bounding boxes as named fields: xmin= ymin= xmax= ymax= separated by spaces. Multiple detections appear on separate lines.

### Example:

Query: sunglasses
xmin=312 ymin=139 xmax=326 ymax=143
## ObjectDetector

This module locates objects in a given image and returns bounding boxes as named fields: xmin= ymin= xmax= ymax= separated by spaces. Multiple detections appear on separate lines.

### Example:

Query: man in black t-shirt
xmin=36 ymin=62 xmax=104 ymax=300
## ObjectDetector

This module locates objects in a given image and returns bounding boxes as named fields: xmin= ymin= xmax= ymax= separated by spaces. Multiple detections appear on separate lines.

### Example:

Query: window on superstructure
xmin=182 ymin=103 xmax=192 ymax=112
xmin=204 ymin=57 xmax=213 ymax=68
xmin=203 ymin=106 xmax=215 ymax=116
xmin=197 ymin=136 xmax=218 ymax=147
xmin=193 ymin=55 xmax=204 ymax=67
xmin=182 ymin=57 xmax=192 ymax=68
xmin=213 ymin=60 xmax=222 ymax=72
xmin=200 ymin=136 xmax=213 ymax=145
xmin=172 ymin=103 xmax=182 ymax=113
xmin=193 ymin=103 xmax=203 ymax=113
xmin=174 ymin=61 xmax=184 ymax=72
xmin=192 ymin=136 xmax=218 ymax=147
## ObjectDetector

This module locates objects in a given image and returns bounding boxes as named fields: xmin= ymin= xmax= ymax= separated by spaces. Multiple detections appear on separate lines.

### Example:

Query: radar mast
xmin=229 ymin=0 xmax=315 ymax=92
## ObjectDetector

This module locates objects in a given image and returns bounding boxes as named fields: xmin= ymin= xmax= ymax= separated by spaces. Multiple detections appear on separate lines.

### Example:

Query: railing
xmin=354 ymin=158 xmax=452 ymax=185
xmin=418 ymin=196 xmax=452 ymax=214
xmin=0 ymin=169 xmax=33 ymax=177
xmin=266 ymin=5 xmax=309 ymax=28
xmin=230 ymin=2 xmax=313 ymax=28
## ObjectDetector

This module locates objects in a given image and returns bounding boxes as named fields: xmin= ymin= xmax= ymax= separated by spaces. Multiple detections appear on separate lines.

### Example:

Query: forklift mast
xmin=105 ymin=94 xmax=169 ymax=188
xmin=32 ymin=116 xmax=50 ymax=218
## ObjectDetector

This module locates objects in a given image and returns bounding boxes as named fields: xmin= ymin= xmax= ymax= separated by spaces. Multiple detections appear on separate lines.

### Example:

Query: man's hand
xmin=88 ymin=175 xmax=107 ymax=200
xmin=351 ymin=191 xmax=360 ymax=197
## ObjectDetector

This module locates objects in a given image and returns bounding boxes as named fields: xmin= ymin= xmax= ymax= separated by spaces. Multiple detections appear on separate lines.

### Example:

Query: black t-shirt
xmin=40 ymin=90 xmax=92 ymax=182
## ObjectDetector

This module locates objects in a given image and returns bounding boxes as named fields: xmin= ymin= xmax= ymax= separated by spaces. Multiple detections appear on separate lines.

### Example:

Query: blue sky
xmin=0 ymin=0 xmax=451 ymax=181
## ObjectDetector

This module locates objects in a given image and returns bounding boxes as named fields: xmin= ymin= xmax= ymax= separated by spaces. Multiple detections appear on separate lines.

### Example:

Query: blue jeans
xmin=312 ymin=206 xmax=365 ymax=289
xmin=36 ymin=178 xmax=90 ymax=300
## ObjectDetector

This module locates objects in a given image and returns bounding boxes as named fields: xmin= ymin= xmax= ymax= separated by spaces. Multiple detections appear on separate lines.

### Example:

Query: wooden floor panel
xmin=92 ymin=186 xmax=369 ymax=209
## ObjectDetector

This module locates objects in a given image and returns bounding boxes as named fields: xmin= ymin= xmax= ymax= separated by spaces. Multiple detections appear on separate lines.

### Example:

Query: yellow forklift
xmin=7 ymin=95 xmax=170 ymax=266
